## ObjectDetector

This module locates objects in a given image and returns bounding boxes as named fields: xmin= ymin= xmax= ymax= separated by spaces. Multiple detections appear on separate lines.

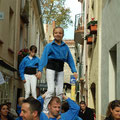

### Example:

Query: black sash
xmin=24 ymin=67 xmax=37 ymax=75
xmin=47 ymin=59 xmax=64 ymax=72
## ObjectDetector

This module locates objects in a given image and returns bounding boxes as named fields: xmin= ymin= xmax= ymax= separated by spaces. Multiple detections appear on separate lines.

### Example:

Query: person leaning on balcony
xmin=19 ymin=45 xmax=41 ymax=99
xmin=36 ymin=26 xmax=78 ymax=113
xmin=105 ymin=100 xmax=120 ymax=120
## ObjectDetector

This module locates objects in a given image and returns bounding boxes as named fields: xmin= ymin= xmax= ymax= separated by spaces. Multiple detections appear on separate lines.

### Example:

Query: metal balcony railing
xmin=75 ymin=13 xmax=84 ymax=32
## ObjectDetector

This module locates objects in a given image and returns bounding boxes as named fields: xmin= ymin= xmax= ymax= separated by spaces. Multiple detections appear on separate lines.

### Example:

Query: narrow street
xmin=0 ymin=0 xmax=120 ymax=120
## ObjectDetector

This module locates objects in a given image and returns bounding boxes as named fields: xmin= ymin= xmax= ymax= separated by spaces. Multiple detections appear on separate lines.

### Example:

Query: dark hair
xmin=53 ymin=27 xmax=64 ymax=35
xmin=6 ymin=102 xmax=11 ymax=105
xmin=80 ymin=101 xmax=86 ymax=105
xmin=61 ymin=102 xmax=69 ymax=112
xmin=49 ymin=96 xmax=61 ymax=105
xmin=22 ymin=97 xmax=41 ymax=117
xmin=106 ymin=100 xmax=120 ymax=117
xmin=29 ymin=45 xmax=37 ymax=53
xmin=0 ymin=103 xmax=8 ymax=111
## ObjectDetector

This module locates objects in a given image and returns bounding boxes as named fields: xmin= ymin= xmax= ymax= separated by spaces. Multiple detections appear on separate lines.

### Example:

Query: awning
xmin=0 ymin=60 xmax=17 ymax=72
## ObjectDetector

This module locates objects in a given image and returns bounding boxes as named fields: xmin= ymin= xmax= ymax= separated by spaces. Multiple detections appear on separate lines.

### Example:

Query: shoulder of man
xmin=86 ymin=107 xmax=93 ymax=111
xmin=104 ymin=116 xmax=114 ymax=120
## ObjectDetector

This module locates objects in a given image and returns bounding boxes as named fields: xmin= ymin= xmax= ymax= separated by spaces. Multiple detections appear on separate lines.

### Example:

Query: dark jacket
xmin=0 ymin=115 xmax=15 ymax=120
xmin=79 ymin=107 xmax=94 ymax=120
xmin=104 ymin=115 xmax=114 ymax=120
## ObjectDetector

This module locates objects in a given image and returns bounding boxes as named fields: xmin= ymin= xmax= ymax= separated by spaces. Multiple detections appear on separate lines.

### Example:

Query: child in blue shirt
xmin=37 ymin=27 xmax=78 ymax=113
xmin=19 ymin=45 xmax=41 ymax=99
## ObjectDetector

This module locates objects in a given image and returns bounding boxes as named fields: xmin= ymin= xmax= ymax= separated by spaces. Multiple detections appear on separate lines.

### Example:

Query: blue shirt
xmin=74 ymin=116 xmax=83 ymax=120
xmin=16 ymin=117 xmax=23 ymax=120
xmin=19 ymin=55 xmax=41 ymax=80
xmin=37 ymin=96 xmax=80 ymax=120
xmin=16 ymin=105 xmax=21 ymax=115
xmin=39 ymin=40 xmax=77 ymax=73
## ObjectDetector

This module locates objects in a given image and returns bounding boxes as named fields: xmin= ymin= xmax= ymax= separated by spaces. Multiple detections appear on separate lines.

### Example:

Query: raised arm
xmin=66 ymin=47 xmax=78 ymax=80
xmin=61 ymin=95 xmax=80 ymax=120
xmin=37 ymin=93 xmax=46 ymax=110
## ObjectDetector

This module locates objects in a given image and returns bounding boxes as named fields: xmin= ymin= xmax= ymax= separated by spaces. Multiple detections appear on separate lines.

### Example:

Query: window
xmin=21 ymin=0 xmax=25 ymax=11
xmin=0 ymin=73 xmax=10 ymax=104
xmin=20 ymin=26 xmax=23 ymax=50
xmin=109 ymin=45 xmax=117 ymax=101
xmin=9 ymin=7 xmax=14 ymax=51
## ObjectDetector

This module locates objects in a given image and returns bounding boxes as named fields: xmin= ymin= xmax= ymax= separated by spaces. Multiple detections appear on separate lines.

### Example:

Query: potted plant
xmin=85 ymin=34 xmax=93 ymax=44
xmin=18 ymin=48 xmax=29 ymax=67
xmin=87 ymin=18 xmax=97 ymax=34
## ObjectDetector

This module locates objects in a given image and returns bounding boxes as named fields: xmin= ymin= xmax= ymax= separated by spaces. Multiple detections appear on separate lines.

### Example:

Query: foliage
xmin=40 ymin=0 xmax=73 ymax=29
xmin=85 ymin=33 xmax=93 ymax=40
xmin=18 ymin=48 xmax=29 ymax=57
xmin=18 ymin=48 xmax=29 ymax=67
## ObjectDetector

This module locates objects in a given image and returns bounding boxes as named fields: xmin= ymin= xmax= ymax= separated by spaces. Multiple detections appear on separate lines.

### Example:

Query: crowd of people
xmin=1 ymin=95 xmax=120 ymax=120
xmin=0 ymin=26 xmax=120 ymax=120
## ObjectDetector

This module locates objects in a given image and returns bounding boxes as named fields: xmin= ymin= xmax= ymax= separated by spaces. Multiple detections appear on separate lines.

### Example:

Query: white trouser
xmin=24 ymin=74 xmax=37 ymax=99
xmin=43 ymin=69 xmax=64 ymax=113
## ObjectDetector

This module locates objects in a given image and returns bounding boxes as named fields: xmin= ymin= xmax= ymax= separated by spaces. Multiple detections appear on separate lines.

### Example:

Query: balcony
xmin=78 ymin=0 xmax=83 ymax=3
xmin=74 ymin=13 xmax=84 ymax=45
xmin=20 ymin=0 xmax=29 ymax=24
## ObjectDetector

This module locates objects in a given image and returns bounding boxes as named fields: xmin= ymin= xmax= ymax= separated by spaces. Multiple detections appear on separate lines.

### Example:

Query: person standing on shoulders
xmin=19 ymin=45 xmax=41 ymax=99
xmin=36 ymin=27 xmax=78 ymax=113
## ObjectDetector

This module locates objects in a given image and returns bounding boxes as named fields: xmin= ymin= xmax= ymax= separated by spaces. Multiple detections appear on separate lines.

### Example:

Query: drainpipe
xmin=83 ymin=0 xmax=87 ymax=79
xmin=82 ymin=0 xmax=87 ymax=101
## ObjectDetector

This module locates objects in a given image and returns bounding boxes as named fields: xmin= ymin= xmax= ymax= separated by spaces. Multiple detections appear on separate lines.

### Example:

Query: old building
xmin=75 ymin=0 xmax=120 ymax=119
xmin=64 ymin=40 xmax=76 ymax=99
xmin=0 ymin=0 xmax=46 ymax=108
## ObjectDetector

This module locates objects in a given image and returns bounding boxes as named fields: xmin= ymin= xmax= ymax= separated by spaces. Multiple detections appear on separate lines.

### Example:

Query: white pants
xmin=43 ymin=69 xmax=64 ymax=113
xmin=24 ymin=74 xmax=37 ymax=99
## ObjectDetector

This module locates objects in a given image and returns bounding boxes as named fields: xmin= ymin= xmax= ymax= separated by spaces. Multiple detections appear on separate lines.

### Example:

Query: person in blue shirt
xmin=19 ymin=97 xmax=41 ymax=120
xmin=37 ymin=94 xmax=80 ymax=120
xmin=61 ymin=101 xmax=82 ymax=120
xmin=19 ymin=45 xmax=41 ymax=99
xmin=37 ymin=27 xmax=78 ymax=113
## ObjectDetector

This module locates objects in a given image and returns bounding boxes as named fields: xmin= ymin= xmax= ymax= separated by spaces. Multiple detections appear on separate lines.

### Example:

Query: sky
xmin=63 ymin=0 xmax=81 ymax=40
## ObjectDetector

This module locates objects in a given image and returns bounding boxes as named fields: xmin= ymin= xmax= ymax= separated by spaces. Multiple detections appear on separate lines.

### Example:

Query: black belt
xmin=47 ymin=59 xmax=64 ymax=72
xmin=24 ymin=67 xmax=37 ymax=75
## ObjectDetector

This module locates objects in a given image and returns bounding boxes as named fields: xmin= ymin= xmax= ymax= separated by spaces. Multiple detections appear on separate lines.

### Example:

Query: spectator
xmin=61 ymin=101 xmax=82 ymax=120
xmin=16 ymin=97 xmax=25 ymax=120
xmin=105 ymin=100 xmax=120 ymax=120
xmin=37 ymin=94 xmax=80 ymax=120
xmin=6 ymin=102 xmax=18 ymax=119
xmin=79 ymin=101 xmax=94 ymax=120
xmin=20 ymin=97 xmax=41 ymax=120
xmin=16 ymin=97 xmax=24 ymax=116
xmin=0 ymin=103 xmax=14 ymax=120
